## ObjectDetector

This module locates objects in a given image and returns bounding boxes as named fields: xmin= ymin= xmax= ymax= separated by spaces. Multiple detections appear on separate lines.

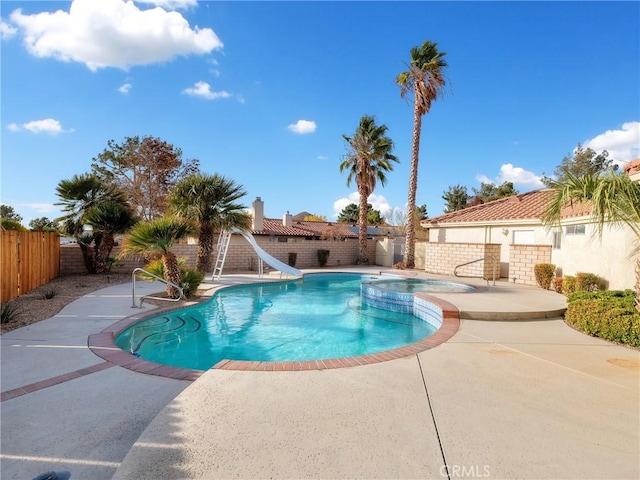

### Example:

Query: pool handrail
xmin=453 ymin=256 xmax=497 ymax=286
xmin=132 ymin=267 xmax=184 ymax=308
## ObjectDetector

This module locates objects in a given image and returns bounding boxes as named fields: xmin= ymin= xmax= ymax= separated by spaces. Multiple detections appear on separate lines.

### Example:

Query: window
xmin=565 ymin=224 xmax=586 ymax=235
xmin=552 ymin=231 xmax=561 ymax=249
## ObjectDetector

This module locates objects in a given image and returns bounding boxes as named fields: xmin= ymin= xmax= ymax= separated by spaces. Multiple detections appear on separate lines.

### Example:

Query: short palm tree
xmin=542 ymin=170 xmax=640 ymax=311
xmin=55 ymin=173 xmax=129 ymax=273
xmin=169 ymin=173 xmax=251 ymax=273
xmin=84 ymin=201 xmax=137 ymax=273
xmin=340 ymin=115 xmax=398 ymax=264
xmin=121 ymin=216 xmax=196 ymax=298
xmin=397 ymin=40 xmax=447 ymax=268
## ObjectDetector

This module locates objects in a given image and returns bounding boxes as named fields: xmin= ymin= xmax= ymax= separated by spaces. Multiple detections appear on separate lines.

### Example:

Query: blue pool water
xmin=115 ymin=273 xmax=441 ymax=370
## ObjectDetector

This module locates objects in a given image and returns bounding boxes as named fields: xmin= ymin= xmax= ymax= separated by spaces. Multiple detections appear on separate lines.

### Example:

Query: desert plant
xmin=40 ymin=286 xmax=59 ymax=299
xmin=1 ymin=302 xmax=23 ymax=324
xmin=575 ymin=272 xmax=607 ymax=292
xmin=534 ymin=263 xmax=556 ymax=290
xmin=317 ymin=249 xmax=330 ymax=267
xmin=288 ymin=252 xmax=297 ymax=267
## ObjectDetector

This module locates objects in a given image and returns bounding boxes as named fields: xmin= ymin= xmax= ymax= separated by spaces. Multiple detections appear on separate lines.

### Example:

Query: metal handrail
xmin=132 ymin=267 xmax=184 ymax=308
xmin=453 ymin=256 xmax=497 ymax=286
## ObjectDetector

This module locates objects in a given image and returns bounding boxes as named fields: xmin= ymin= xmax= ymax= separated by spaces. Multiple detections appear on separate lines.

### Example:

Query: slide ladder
xmin=211 ymin=230 xmax=232 ymax=280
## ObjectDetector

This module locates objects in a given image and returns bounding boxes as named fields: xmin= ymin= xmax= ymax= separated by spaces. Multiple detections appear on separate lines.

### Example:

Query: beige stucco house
xmin=421 ymin=160 xmax=639 ymax=290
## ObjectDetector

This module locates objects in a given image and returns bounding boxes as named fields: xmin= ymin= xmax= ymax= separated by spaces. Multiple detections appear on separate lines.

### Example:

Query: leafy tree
xmin=55 ymin=173 xmax=130 ymax=273
xmin=0 ymin=205 xmax=22 ymax=222
xmin=542 ymin=170 xmax=640 ymax=311
xmin=121 ymin=216 xmax=196 ymax=299
xmin=92 ymin=136 xmax=199 ymax=221
xmin=542 ymin=144 xmax=615 ymax=186
xmin=337 ymin=204 xmax=386 ymax=226
xmin=340 ymin=115 xmax=398 ymax=264
xmin=416 ymin=204 xmax=428 ymax=220
xmin=169 ymin=173 xmax=251 ymax=273
xmin=0 ymin=218 xmax=26 ymax=231
xmin=303 ymin=214 xmax=327 ymax=222
xmin=29 ymin=217 xmax=58 ymax=232
xmin=397 ymin=40 xmax=447 ymax=268
xmin=442 ymin=185 xmax=469 ymax=213
xmin=470 ymin=181 xmax=518 ymax=205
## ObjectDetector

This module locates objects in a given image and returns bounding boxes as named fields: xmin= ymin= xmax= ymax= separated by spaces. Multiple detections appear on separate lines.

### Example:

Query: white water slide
xmin=228 ymin=228 xmax=302 ymax=277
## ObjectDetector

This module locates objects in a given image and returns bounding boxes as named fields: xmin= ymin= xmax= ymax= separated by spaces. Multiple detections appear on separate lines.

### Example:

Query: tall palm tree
xmin=55 ymin=173 xmax=128 ymax=273
xmin=169 ymin=173 xmax=251 ymax=273
xmin=542 ymin=169 xmax=640 ymax=311
xmin=84 ymin=201 xmax=137 ymax=273
xmin=121 ymin=216 xmax=196 ymax=298
xmin=340 ymin=115 xmax=398 ymax=264
xmin=397 ymin=40 xmax=447 ymax=268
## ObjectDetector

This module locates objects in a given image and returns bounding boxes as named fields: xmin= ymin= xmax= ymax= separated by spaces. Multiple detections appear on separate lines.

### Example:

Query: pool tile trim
xmin=87 ymin=293 xmax=460 ymax=377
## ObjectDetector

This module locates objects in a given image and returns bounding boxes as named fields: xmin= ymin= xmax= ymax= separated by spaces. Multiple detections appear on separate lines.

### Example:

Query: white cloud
xmin=316 ymin=155 xmax=329 ymax=161
xmin=137 ymin=0 xmax=197 ymax=10
xmin=118 ymin=82 xmax=132 ymax=94
xmin=288 ymin=120 xmax=317 ymax=135
xmin=332 ymin=192 xmax=394 ymax=220
xmin=7 ymin=118 xmax=72 ymax=135
xmin=21 ymin=202 xmax=57 ymax=213
xmin=183 ymin=81 xmax=232 ymax=100
xmin=9 ymin=0 xmax=223 ymax=71
xmin=476 ymin=163 xmax=544 ymax=189
xmin=583 ymin=121 xmax=640 ymax=167
xmin=0 ymin=19 xmax=18 ymax=39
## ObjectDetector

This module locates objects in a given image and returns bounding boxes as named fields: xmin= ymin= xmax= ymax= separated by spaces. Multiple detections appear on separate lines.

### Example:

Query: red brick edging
xmin=87 ymin=294 xmax=460 ymax=377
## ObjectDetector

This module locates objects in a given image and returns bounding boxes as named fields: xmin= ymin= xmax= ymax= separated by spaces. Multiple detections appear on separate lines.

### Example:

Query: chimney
xmin=283 ymin=211 xmax=293 ymax=228
xmin=252 ymin=197 xmax=264 ymax=231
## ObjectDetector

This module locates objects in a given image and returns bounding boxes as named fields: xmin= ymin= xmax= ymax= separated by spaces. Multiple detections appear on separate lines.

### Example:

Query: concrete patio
xmin=1 ymin=269 xmax=638 ymax=479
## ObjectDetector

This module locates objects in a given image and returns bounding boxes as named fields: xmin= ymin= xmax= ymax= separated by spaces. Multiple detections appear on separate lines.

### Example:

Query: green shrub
xmin=1 ymin=301 xmax=23 ymax=324
xmin=317 ymin=249 xmax=330 ymax=267
xmin=139 ymin=257 xmax=203 ymax=298
xmin=565 ymin=290 xmax=639 ymax=347
xmin=562 ymin=276 xmax=576 ymax=295
xmin=552 ymin=277 xmax=563 ymax=293
xmin=534 ymin=263 xmax=555 ymax=289
xmin=180 ymin=267 xmax=204 ymax=298
xmin=575 ymin=272 xmax=607 ymax=292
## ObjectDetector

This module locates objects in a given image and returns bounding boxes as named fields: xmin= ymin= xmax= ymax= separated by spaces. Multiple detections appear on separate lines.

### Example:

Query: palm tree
xmin=397 ymin=40 xmax=447 ymax=268
xmin=121 ymin=216 xmax=196 ymax=299
xmin=84 ymin=201 xmax=137 ymax=273
xmin=542 ymin=170 xmax=640 ymax=311
xmin=340 ymin=115 xmax=398 ymax=264
xmin=169 ymin=173 xmax=251 ymax=273
xmin=55 ymin=173 xmax=128 ymax=273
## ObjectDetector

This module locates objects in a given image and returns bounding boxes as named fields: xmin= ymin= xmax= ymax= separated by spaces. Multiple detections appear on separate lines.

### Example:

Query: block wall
xmin=509 ymin=244 xmax=552 ymax=286
xmin=59 ymin=237 xmax=377 ymax=275
xmin=424 ymin=242 xmax=501 ymax=279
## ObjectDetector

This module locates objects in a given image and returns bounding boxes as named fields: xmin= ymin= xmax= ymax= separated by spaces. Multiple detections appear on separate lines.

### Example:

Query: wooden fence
xmin=1 ymin=231 xmax=60 ymax=303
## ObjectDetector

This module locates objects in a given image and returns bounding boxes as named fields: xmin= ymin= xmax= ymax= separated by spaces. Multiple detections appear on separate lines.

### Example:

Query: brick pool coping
xmin=87 ymin=293 xmax=460 ymax=379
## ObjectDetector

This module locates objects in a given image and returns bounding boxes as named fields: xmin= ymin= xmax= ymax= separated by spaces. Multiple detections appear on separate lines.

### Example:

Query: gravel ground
xmin=1 ymin=273 xmax=132 ymax=334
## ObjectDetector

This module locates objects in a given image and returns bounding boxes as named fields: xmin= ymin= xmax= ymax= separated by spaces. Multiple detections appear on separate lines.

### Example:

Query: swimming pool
xmin=114 ymin=273 xmax=461 ymax=371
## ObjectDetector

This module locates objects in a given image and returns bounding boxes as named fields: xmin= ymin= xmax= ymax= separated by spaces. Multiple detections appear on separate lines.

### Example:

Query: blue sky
xmin=1 ymin=0 xmax=639 ymax=226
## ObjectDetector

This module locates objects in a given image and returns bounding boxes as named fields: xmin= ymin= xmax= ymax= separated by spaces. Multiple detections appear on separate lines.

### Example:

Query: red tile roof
xmin=424 ymin=189 xmax=592 ymax=226
xmin=252 ymin=218 xmax=358 ymax=238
